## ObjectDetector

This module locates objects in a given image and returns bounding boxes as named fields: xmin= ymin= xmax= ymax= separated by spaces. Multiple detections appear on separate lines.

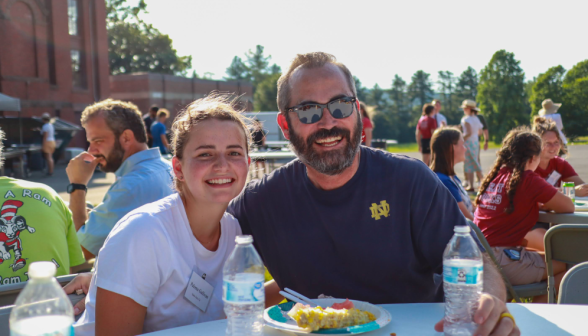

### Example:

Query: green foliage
xmin=561 ymin=60 xmax=588 ymax=139
xmin=408 ymin=70 xmax=434 ymax=107
xmin=455 ymin=67 xmax=479 ymax=103
xmin=106 ymin=0 xmax=191 ymax=75
xmin=529 ymin=66 xmax=566 ymax=117
xmin=225 ymin=45 xmax=281 ymax=88
xmin=353 ymin=76 xmax=369 ymax=102
xmin=437 ymin=71 xmax=459 ymax=124
xmin=477 ymin=50 xmax=529 ymax=142
xmin=253 ymin=73 xmax=281 ymax=111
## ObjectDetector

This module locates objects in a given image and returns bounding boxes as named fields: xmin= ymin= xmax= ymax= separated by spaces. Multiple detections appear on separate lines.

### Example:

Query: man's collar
xmin=115 ymin=148 xmax=162 ymax=177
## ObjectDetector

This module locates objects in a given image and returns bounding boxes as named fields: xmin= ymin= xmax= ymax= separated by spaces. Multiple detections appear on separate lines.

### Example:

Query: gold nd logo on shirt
xmin=370 ymin=200 xmax=390 ymax=220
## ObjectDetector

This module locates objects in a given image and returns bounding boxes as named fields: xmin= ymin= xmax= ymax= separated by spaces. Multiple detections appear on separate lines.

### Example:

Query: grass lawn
xmin=570 ymin=136 xmax=588 ymax=145
xmin=386 ymin=142 xmax=502 ymax=153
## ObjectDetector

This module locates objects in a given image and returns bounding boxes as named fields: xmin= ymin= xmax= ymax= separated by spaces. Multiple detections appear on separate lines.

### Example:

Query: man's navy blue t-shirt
xmin=228 ymin=146 xmax=467 ymax=304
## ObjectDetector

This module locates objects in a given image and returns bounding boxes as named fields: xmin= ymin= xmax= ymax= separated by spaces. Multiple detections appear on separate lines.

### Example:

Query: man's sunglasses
xmin=286 ymin=97 xmax=357 ymax=124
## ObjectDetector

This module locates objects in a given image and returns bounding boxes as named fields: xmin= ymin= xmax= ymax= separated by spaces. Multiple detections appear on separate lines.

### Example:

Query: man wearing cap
xmin=40 ymin=112 xmax=56 ymax=176
xmin=229 ymin=52 xmax=519 ymax=335
xmin=0 ymin=128 xmax=85 ymax=284
xmin=432 ymin=99 xmax=447 ymax=127
xmin=66 ymin=99 xmax=173 ymax=259
xmin=539 ymin=99 xmax=567 ymax=145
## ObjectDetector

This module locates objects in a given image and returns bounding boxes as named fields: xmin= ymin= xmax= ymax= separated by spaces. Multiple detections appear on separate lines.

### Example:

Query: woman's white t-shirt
xmin=461 ymin=115 xmax=484 ymax=144
xmin=545 ymin=113 xmax=568 ymax=144
xmin=41 ymin=123 xmax=55 ymax=141
xmin=76 ymin=193 xmax=242 ymax=334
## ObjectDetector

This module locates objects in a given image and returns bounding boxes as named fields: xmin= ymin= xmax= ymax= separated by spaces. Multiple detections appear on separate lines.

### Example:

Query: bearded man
xmin=228 ymin=52 xmax=519 ymax=336
xmin=66 ymin=99 xmax=173 ymax=259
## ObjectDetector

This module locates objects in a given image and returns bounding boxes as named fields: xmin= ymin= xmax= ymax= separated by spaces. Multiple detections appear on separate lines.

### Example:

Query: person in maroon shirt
xmin=415 ymin=103 xmax=437 ymax=165
xmin=474 ymin=127 xmax=573 ymax=302
xmin=531 ymin=116 xmax=587 ymax=195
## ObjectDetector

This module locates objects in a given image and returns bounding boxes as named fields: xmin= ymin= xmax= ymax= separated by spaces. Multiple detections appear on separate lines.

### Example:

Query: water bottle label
xmin=223 ymin=274 xmax=265 ymax=304
xmin=443 ymin=264 xmax=483 ymax=285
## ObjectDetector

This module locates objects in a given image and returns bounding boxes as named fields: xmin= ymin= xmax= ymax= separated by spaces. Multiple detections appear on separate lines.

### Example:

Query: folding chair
xmin=558 ymin=261 xmax=588 ymax=304
xmin=545 ymin=224 xmax=588 ymax=303
xmin=466 ymin=220 xmax=547 ymax=302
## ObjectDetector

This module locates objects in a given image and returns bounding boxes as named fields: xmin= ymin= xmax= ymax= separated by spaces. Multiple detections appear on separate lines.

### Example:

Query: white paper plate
xmin=263 ymin=298 xmax=391 ymax=335
xmin=575 ymin=199 xmax=588 ymax=212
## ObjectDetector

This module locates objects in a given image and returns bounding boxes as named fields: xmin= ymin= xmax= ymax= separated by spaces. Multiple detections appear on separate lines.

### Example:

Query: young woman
xmin=430 ymin=127 xmax=474 ymax=220
xmin=416 ymin=103 xmax=437 ymax=166
xmin=460 ymin=100 xmax=484 ymax=191
xmin=40 ymin=112 xmax=56 ymax=176
xmin=359 ymin=102 xmax=373 ymax=147
xmin=76 ymin=95 xmax=255 ymax=334
xmin=532 ymin=116 xmax=587 ymax=196
xmin=474 ymin=127 xmax=574 ymax=302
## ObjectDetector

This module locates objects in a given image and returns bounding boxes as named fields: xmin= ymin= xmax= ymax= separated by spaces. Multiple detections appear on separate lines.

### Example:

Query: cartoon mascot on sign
xmin=0 ymin=200 xmax=35 ymax=271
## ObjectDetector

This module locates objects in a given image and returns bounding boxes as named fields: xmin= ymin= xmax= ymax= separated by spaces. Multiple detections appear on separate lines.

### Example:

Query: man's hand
xmin=434 ymin=293 xmax=520 ymax=336
xmin=66 ymin=152 xmax=100 ymax=185
xmin=576 ymin=184 xmax=588 ymax=197
xmin=63 ymin=272 xmax=93 ymax=315
xmin=484 ymin=142 xmax=489 ymax=151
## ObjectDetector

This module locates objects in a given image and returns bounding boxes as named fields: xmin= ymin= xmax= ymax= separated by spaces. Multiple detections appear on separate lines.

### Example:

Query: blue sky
xmin=138 ymin=0 xmax=588 ymax=89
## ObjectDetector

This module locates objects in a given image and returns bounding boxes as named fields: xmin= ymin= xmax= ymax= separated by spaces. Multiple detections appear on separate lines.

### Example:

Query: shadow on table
xmin=510 ymin=304 xmax=573 ymax=335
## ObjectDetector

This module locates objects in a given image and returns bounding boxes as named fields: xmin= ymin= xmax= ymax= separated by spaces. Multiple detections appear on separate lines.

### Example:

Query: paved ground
xmin=16 ymin=144 xmax=588 ymax=205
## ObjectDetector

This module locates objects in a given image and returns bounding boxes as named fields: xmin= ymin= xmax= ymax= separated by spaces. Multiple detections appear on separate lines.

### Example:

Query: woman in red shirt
xmin=532 ymin=116 xmax=587 ymax=195
xmin=415 ymin=103 xmax=437 ymax=166
xmin=474 ymin=127 xmax=573 ymax=302
xmin=359 ymin=102 xmax=374 ymax=147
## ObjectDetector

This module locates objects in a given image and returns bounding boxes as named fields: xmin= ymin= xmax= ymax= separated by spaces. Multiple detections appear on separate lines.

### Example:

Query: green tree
xmin=529 ymin=66 xmax=566 ymax=116
xmin=225 ymin=56 xmax=249 ymax=81
xmin=106 ymin=0 xmax=191 ymax=75
xmin=562 ymin=60 xmax=588 ymax=139
xmin=455 ymin=66 xmax=478 ymax=103
xmin=353 ymin=76 xmax=369 ymax=102
xmin=477 ymin=50 xmax=528 ymax=142
xmin=225 ymin=45 xmax=281 ymax=87
xmin=437 ymin=71 xmax=458 ymax=124
xmin=408 ymin=70 xmax=434 ymax=107
xmin=253 ymin=73 xmax=281 ymax=111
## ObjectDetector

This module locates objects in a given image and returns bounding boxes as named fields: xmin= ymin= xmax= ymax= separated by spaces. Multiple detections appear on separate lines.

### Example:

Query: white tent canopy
xmin=0 ymin=93 xmax=21 ymax=111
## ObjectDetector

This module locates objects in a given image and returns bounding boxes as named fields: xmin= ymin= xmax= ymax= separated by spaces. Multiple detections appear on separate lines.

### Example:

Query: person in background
xmin=143 ymin=105 xmax=159 ymax=148
xmin=40 ymin=112 xmax=56 ymax=176
xmin=151 ymin=108 xmax=170 ymax=155
xmin=460 ymin=100 xmax=484 ymax=191
xmin=251 ymin=119 xmax=267 ymax=178
xmin=475 ymin=127 xmax=573 ymax=302
xmin=523 ymin=116 xmax=588 ymax=251
xmin=430 ymin=127 xmax=474 ymax=220
xmin=359 ymin=102 xmax=373 ymax=147
xmin=416 ymin=103 xmax=437 ymax=165
xmin=538 ymin=99 xmax=567 ymax=146
xmin=0 ymin=128 xmax=85 ymax=283
xmin=432 ymin=99 xmax=447 ymax=127
xmin=75 ymin=95 xmax=253 ymax=335
xmin=66 ymin=99 xmax=173 ymax=259
xmin=473 ymin=108 xmax=490 ymax=185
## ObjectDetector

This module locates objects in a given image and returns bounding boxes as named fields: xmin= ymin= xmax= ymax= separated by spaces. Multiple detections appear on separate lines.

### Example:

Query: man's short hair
xmin=150 ymin=105 xmax=159 ymax=113
xmin=81 ymin=99 xmax=147 ymax=143
xmin=277 ymin=52 xmax=357 ymax=113
xmin=157 ymin=108 xmax=170 ymax=119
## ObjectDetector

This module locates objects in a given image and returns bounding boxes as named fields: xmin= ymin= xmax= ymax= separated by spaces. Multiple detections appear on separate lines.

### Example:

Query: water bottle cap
xmin=235 ymin=235 xmax=253 ymax=244
xmin=28 ymin=261 xmax=56 ymax=278
xmin=454 ymin=225 xmax=471 ymax=233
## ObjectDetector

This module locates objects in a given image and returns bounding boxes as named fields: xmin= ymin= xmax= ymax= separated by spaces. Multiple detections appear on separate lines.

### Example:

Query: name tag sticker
xmin=184 ymin=271 xmax=214 ymax=312
xmin=546 ymin=171 xmax=562 ymax=186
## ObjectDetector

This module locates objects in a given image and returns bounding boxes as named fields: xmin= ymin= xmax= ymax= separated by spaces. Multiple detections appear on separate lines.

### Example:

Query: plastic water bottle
xmin=9 ymin=261 xmax=74 ymax=336
xmin=443 ymin=225 xmax=483 ymax=336
xmin=223 ymin=235 xmax=265 ymax=336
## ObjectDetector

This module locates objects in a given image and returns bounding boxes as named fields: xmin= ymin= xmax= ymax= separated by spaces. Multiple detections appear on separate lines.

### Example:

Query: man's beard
xmin=96 ymin=139 xmax=125 ymax=173
xmin=288 ymin=115 xmax=362 ymax=176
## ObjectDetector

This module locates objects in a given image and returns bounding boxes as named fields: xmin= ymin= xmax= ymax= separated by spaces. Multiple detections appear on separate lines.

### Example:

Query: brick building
xmin=0 ymin=0 xmax=110 ymax=147
xmin=110 ymin=73 xmax=254 ymax=120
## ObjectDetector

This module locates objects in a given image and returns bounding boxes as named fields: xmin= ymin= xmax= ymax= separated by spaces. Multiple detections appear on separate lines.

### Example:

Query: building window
xmin=71 ymin=50 xmax=85 ymax=88
xmin=68 ymin=0 xmax=79 ymax=35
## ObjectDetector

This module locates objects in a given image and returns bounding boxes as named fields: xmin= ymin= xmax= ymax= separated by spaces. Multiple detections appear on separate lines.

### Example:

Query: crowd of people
xmin=3 ymin=51 xmax=585 ymax=336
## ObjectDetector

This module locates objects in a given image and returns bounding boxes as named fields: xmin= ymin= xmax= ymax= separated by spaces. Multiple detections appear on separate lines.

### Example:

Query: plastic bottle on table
xmin=443 ymin=225 xmax=483 ymax=336
xmin=9 ymin=261 xmax=74 ymax=336
xmin=223 ymin=235 xmax=265 ymax=336
xmin=562 ymin=182 xmax=575 ymax=204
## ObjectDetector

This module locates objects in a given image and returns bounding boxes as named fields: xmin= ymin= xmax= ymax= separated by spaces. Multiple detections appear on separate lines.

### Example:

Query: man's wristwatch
xmin=67 ymin=183 xmax=87 ymax=194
